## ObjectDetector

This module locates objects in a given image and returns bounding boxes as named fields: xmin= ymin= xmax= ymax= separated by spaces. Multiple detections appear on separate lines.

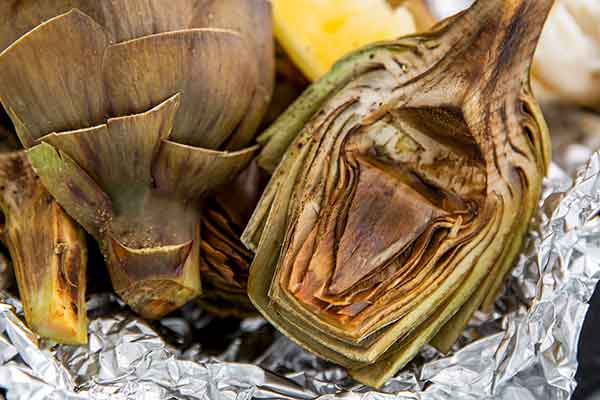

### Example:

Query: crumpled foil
xmin=0 ymin=150 xmax=597 ymax=399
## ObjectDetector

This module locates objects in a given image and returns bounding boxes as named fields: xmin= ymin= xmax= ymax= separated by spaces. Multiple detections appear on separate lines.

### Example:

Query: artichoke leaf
xmin=191 ymin=0 xmax=275 ymax=150
xmin=103 ymin=28 xmax=257 ymax=149
xmin=0 ymin=10 xmax=109 ymax=147
xmin=26 ymin=142 xmax=113 ymax=240
xmin=197 ymin=161 xmax=267 ymax=317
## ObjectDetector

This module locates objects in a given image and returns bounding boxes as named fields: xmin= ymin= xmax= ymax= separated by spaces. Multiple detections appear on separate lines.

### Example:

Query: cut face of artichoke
xmin=244 ymin=0 xmax=552 ymax=387
xmin=0 ymin=0 xmax=274 ymax=319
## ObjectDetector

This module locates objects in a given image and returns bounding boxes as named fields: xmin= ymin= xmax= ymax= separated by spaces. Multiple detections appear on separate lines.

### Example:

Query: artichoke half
xmin=243 ymin=0 xmax=552 ymax=387
xmin=0 ymin=0 xmax=274 ymax=319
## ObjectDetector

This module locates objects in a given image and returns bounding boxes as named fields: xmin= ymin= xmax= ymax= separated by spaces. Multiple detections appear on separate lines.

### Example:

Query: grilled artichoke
xmin=0 ymin=0 xmax=274 ymax=319
xmin=0 ymin=151 xmax=88 ymax=344
xmin=244 ymin=0 xmax=552 ymax=387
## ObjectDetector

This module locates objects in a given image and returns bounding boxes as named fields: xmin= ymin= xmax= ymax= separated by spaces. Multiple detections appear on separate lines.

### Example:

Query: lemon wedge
xmin=272 ymin=0 xmax=428 ymax=81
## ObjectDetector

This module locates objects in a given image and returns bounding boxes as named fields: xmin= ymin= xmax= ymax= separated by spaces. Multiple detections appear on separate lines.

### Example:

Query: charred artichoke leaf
xmin=0 ymin=3 xmax=271 ymax=319
xmin=198 ymin=207 xmax=255 ymax=317
xmin=197 ymin=202 xmax=256 ymax=317
xmin=0 ymin=151 xmax=87 ymax=344
xmin=197 ymin=161 xmax=267 ymax=317
xmin=243 ymin=0 xmax=552 ymax=386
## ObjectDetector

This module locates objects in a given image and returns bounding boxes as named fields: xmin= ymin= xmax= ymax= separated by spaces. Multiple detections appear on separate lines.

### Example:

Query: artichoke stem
xmin=0 ymin=152 xmax=87 ymax=344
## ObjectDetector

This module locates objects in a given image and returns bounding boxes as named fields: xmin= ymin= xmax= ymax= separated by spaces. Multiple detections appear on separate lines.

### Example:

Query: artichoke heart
xmin=244 ymin=0 xmax=552 ymax=387
xmin=0 ymin=0 xmax=274 ymax=319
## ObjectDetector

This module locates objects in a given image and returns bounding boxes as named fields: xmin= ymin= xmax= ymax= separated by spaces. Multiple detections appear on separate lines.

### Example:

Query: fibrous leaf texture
xmin=0 ymin=0 xmax=274 ymax=319
xmin=197 ymin=161 xmax=267 ymax=317
xmin=243 ymin=0 xmax=552 ymax=387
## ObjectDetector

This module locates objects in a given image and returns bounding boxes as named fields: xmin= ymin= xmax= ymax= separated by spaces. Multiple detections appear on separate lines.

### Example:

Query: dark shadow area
xmin=575 ymin=282 xmax=600 ymax=399
xmin=85 ymin=234 xmax=112 ymax=295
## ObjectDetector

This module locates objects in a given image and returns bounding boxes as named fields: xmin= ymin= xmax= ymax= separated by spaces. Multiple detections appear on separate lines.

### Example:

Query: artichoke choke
xmin=244 ymin=0 xmax=552 ymax=387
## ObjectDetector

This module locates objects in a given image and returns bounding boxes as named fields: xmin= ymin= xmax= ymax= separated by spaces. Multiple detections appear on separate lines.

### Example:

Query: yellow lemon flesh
xmin=273 ymin=0 xmax=419 ymax=81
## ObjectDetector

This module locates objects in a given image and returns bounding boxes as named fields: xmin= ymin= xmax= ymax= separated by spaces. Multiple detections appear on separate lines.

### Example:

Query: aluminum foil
xmin=0 ymin=147 xmax=597 ymax=399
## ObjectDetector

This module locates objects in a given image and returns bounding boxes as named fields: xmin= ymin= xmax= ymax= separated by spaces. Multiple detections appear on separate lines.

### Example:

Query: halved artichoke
xmin=0 ymin=0 xmax=274 ymax=319
xmin=243 ymin=0 xmax=552 ymax=387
